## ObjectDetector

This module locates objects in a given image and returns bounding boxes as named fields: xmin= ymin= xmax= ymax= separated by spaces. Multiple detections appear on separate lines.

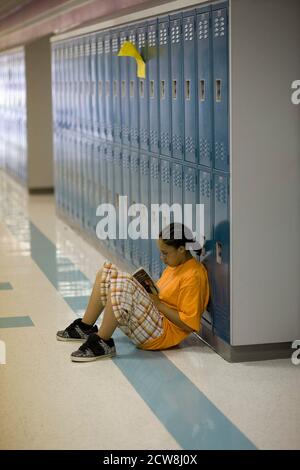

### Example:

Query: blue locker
xmin=128 ymin=28 xmax=139 ymax=149
xmin=90 ymin=35 xmax=98 ymax=138
xmin=119 ymin=31 xmax=130 ymax=147
xmin=199 ymin=170 xmax=213 ymax=243
xmin=130 ymin=151 xmax=140 ymax=267
xmin=183 ymin=13 xmax=197 ymax=163
xmin=96 ymin=34 xmax=106 ymax=140
xmin=104 ymin=33 xmax=113 ymax=141
xmin=106 ymin=143 xmax=115 ymax=250
xmin=183 ymin=166 xmax=198 ymax=238
xmin=147 ymin=20 xmax=159 ymax=155
xmin=171 ymin=163 xmax=183 ymax=221
xmin=196 ymin=7 xmax=213 ymax=168
xmin=160 ymin=158 xmax=171 ymax=272
xmin=87 ymin=139 xmax=95 ymax=233
xmin=79 ymin=37 xmax=86 ymax=133
xmin=212 ymin=4 xmax=229 ymax=172
xmin=92 ymin=141 xmax=101 ymax=234
xmin=158 ymin=18 xmax=171 ymax=157
xmin=111 ymin=31 xmax=122 ymax=144
xmin=137 ymin=25 xmax=149 ymax=152
xmin=122 ymin=148 xmax=131 ymax=263
xmin=70 ymin=135 xmax=76 ymax=220
xmin=140 ymin=153 xmax=151 ymax=271
xmin=211 ymin=173 xmax=230 ymax=342
xmin=170 ymin=14 xmax=184 ymax=160
xmin=113 ymin=144 xmax=124 ymax=256
xmin=150 ymin=156 xmax=161 ymax=279
xmin=77 ymin=136 xmax=85 ymax=227
xmin=73 ymin=39 xmax=80 ymax=134
xmin=82 ymin=138 xmax=90 ymax=230
xmin=98 ymin=142 xmax=108 ymax=247
xmin=68 ymin=42 xmax=74 ymax=131
xmin=84 ymin=37 xmax=92 ymax=136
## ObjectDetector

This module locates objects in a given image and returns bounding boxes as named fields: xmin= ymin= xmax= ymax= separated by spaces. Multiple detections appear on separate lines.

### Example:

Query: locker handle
xmin=215 ymin=79 xmax=221 ymax=102
xmin=160 ymin=80 xmax=165 ymax=99
xmin=172 ymin=80 xmax=177 ymax=100
xmin=185 ymin=80 xmax=191 ymax=100
xmin=200 ymin=80 xmax=205 ymax=101
xmin=216 ymin=241 xmax=222 ymax=264
xmin=150 ymin=80 xmax=155 ymax=98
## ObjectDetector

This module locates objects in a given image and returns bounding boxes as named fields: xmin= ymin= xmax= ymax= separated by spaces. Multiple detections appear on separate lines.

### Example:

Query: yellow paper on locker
xmin=118 ymin=41 xmax=146 ymax=78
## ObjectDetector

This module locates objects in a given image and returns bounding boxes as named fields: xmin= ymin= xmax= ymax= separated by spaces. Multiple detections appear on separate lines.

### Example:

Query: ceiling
xmin=0 ymin=0 xmax=33 ymax=22
xmin=0 ymin=0 xmax=163 ymax=52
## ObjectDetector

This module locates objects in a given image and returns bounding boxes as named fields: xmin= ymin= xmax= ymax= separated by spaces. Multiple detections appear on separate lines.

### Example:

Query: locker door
xmin=84 ymin=37 xmax=92 ymax=136
xmin=73 ymin=39 xmax=80 ymax=134
xmin=130 ymin=151 xmax=140 ymax=267
xmin=106 ymin=143 xmax=115 ymax=250
xmin=183 ymin=13 xmax=197 ymax=163
xmin=122 ymin=148 xmax=131 ymax=262
xmin=77 ymin=136 xmax=85 ymax=227
xmin=171 ymin=163 xmax=183 ymax=222
xmin=96 ymin=34 xmax=105 ymax=140
xmin=170 ymin=14 xmax=184 ymax=160
xmin=112 ymin=31 xmax=121 ymax=144
xmin=140 ymin=153 xmax=151 ymax=271
xmin=160 ymin=159 xmax=171 ymax=272
xmin=147 ymin=20 xmax=159 ymax=155
xmin=196 ymin=8 xmax=213 ymax=168
xmin=211 ymin=173 xmax=230 ymax=342
xmin=68 ymin=42 xmax=74 ymax=132
xmin=199 ymin=170 xmax=212 ymax=244
xmin=120 ymin=31 xmax=130 ymax=147
xmin=92 ymin=142 xmax=101 ymax=234
xmin=104 ymin=33 xmax=113 ymax=142
xmin=150 ymin=156 xmax=161 ymax=279
xmin=158 ymin=18 xmax=171 ymax=157
xmin=79 ymin=37 xmax=86 ymax=133
xmin=98 ymin=143 xmax=108 ymax=248
xmin=114 ymin=144 xmax=124 ymax=256
xmin=128 ymin=28 xmax=139 ymax=149
xmin=212 ymin=4 xmax=229 ymax=172
xmin=183 ymin=166 xmax=198 ymax=239
xmin=90 ymin=35 xmax=98 ymax=138
xmin=137 ymin=25 xmax=149 ymax=152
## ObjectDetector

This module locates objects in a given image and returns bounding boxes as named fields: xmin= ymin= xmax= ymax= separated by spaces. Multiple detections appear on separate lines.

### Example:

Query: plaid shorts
xmin=98 ymin=261 xmax=164 ymax=346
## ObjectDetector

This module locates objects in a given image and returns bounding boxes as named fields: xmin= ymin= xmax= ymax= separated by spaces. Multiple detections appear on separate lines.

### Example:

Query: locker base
xmin=197 ymin=320 xmax=293 ymax=363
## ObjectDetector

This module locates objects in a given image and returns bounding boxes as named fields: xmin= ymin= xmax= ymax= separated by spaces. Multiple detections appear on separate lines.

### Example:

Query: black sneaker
xmin=56 ymin=318 xmax=98 ymax=342
xmin=70 ymin=333 xmax=116 ymax=362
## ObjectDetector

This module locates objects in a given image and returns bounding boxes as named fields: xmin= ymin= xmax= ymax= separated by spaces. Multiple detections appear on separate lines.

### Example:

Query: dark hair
xmin=159 ymin=223 xmax=203 ymax=257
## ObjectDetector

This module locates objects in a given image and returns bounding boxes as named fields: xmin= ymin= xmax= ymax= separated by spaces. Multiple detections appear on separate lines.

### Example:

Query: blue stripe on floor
xmin=0 ymin=282 xmax=13 ymax=290
xmin=3 ymin=216 xmax=256 ymax=449
xmin=0 ymin=316 xmax=34 ymax=328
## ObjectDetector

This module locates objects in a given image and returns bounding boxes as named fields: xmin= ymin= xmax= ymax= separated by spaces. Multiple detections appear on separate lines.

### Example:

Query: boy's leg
xmin=97 ymin=288 xmax=118 ymax=340
xmin=82 ymin=268 xmax=105 ymax=325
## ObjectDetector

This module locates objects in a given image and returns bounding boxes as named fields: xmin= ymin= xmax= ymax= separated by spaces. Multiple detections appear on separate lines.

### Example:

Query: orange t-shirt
xmin=139 ymin=258 xmax=209 ymax=350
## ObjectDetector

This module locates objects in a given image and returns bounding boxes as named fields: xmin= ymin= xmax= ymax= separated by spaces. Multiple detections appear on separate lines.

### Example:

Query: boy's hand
xmin=149 ymin=293 xmax=161 ymax=308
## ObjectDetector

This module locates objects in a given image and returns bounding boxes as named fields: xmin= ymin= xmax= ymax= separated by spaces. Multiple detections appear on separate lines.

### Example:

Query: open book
xmin=132 ymin=267 xmax=160 ymax=295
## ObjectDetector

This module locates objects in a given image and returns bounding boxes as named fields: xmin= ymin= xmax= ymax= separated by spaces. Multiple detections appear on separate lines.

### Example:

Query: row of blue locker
xmin=51 ymin=1 xmax=228 ymax=172
xmin=0 ymin=49 xmax=27 ymax=182
xmin=54 ymin=132 xmax=230 ymax=341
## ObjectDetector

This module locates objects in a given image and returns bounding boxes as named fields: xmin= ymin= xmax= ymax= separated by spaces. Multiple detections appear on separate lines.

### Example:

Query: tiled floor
xmin=0 ymin=170 xmax=299 ymax=450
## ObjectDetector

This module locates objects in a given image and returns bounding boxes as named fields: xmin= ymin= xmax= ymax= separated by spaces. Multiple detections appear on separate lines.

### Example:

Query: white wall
xmin=230 ymin=0 xmax=300 ymax=345
xmin=26 ymin=35 xmax=54 ymax=190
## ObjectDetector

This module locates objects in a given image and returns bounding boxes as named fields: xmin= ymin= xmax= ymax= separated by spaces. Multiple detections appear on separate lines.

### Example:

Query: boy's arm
xmin=149 ymin=294 xmax=193 ymax=333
